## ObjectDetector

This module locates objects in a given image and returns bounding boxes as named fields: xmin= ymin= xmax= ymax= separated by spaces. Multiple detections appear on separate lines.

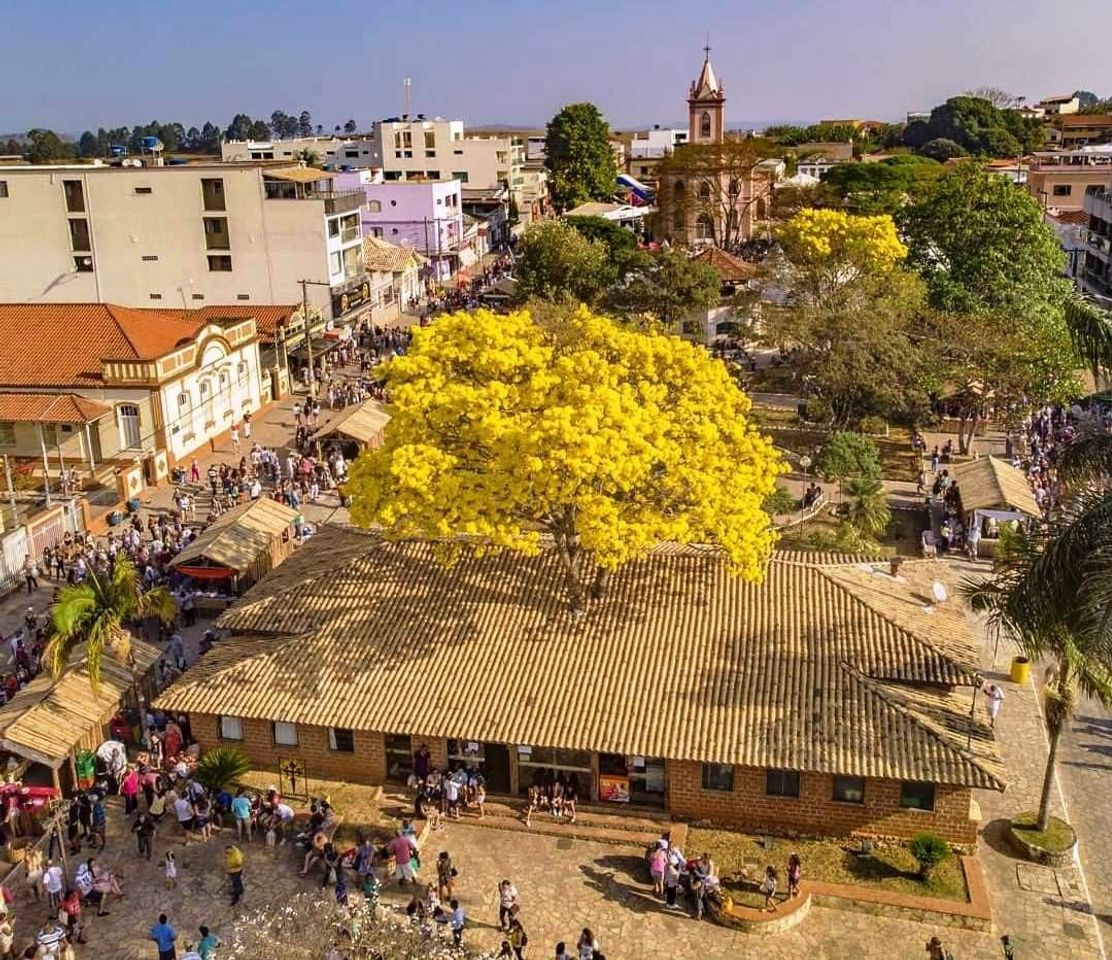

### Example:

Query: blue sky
xmin=2 ymin=0 xmax=1110 ymax=133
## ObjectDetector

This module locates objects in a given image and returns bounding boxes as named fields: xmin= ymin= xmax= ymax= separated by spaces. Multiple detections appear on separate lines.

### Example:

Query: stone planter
xmin=1007 ymin=815 xmax=1077 ymax=868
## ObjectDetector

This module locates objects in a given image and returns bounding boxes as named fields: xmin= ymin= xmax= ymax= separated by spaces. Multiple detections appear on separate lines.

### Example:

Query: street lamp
xmin=798 ymin=454 xmax=812 ymax=532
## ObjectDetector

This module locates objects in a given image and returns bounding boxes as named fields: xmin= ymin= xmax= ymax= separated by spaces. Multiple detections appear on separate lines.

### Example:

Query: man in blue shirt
xmin=149 ymin=913 xmax=177 ymax=960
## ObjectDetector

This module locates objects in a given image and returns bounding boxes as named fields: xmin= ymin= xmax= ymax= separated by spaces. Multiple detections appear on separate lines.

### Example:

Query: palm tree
xmin=964 ymin=494 xmax=1112 ymax=831
xmin=47 ymin=555 xmax=176 ymax=690
xmin=842 ymin=475 xmax=891 ymax=539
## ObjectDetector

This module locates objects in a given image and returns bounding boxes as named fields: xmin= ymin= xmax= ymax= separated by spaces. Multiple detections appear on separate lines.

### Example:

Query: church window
xmin=696 ymin=214 xmax=714 ymax=241
xmin=698 ymin=181 xmax=711 ymax=200
xmin=673 ymin=180 xmax=684 ymax=197
xmin=700 ymin=112 xmax=712 ymax=139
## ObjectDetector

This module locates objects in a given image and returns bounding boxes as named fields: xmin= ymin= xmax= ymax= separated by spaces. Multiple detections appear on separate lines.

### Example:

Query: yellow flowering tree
xmin=777 ymin=208 xmax=907 ymax=306
xmin=348 ymin=307 xmax=785 ymax=606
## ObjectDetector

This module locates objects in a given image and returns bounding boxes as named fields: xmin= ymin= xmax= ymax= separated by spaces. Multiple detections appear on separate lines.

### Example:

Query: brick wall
xmin=667 ymin=762 xmax=977 ymax=845
xmin=191 ymin=713 xmax=387 ymax=785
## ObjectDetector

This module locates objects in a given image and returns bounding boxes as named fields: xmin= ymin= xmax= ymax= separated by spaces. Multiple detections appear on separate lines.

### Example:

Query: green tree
xmin=899 ymin=164 xmax=1079 ymax=453
xmin=566 ymin=215 xmax=637 ymax=261
xmin=607 ymin=249 xmax=722 ymax=326
xmin=817 ymin=156 xmax=942 ymax=216
xmin=225 ymin=113 xmax=253 ymax=141
xmin=815 ymin=431 xmax=882 ymax=483
xmin=903 ymin=96 xmax=1043 ymax=157
xmin=247 ymin=119 xmax=271 ymax=140
xmin=918 ymin=138 xmax=967 ymax=162
xmin=24 ymin=129 xmax=75 ymax=163
xmin=343 ymin=119 xmax=358 ymax=135
xmin=843 ymin=475 xmax=891 ymax=538
xmin=543 ymin=103 xmax=616 ymax=212
xmin=47 ymin=556 xmax=176 ymax=690
xmin=77 ymin=131 xmax=99 ymax=158
xmin=298 ymin=110 xmax=313 ymax=137
xmin=515 ymin=220 xmax=614 ymax=305
xmin=199 ymin=122 xmax=222 ymax=153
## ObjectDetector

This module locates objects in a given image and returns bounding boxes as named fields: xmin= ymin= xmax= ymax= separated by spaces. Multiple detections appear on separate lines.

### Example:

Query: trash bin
xmin=1010 ymin=656 xmax=1031 ymax=685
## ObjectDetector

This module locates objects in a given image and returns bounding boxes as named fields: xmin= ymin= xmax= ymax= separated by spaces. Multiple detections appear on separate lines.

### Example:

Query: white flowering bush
xmin=224 ymin=890 xmax=501 ymax=959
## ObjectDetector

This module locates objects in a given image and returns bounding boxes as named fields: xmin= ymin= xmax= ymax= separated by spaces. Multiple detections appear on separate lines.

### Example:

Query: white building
xmin=630 ymin=126 xmax=689 ymax=159
xmin=0 ymin=160 xmax=370 ymax=327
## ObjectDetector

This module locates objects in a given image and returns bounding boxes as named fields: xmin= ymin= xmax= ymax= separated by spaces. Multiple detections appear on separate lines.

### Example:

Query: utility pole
xmin=3 ymin=454 xmax=17 ymax=527
xmin=299 ymin=279 xmax=317 ymax=398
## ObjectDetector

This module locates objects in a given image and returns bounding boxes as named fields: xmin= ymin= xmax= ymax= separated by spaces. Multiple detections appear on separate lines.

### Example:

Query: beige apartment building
xmin=0 ymin=161 xmax=369 ymax=326
xmin=1027 ymin=147 xmax=1112 ymax=214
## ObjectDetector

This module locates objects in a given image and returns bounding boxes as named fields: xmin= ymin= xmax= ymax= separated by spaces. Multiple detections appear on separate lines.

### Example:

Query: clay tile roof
xmin=363 ymin=236 xmax=421 ymax=274
xmin=198 ymin=305 xmax=297 ymax=339
xmin=1052 ymin=210 xmax=1092 ymax=225
xmin=692 ymin=246 xmax=760 ymax=281
xmin=949 ymin=456 xmax=1041 ymax=517
xmin=0 ymin=393 xmax=111 ymax=424
xmin=156 ymin=527 xmax=1005 ymax=791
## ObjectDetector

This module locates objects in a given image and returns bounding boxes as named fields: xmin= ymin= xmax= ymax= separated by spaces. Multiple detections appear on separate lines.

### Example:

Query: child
xmin=761 ymin=864 xmax=778 ymax=912
xmin=474 ymin=781 xmax=486 ymax=821
xmin=787 ymin=853 xmax=802 ymax=899
xmin=164 ymin=851 xmax=178 ymax=890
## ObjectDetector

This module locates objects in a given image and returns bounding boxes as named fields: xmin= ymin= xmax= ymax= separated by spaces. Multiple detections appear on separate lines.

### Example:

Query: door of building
xmin=118 ymin=404 xmax=141 ymax=450
xmin=484 ymin=743 xmax=510 ymax=794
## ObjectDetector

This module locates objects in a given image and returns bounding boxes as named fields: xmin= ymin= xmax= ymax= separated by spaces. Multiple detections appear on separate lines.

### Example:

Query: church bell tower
xmin=688 ymin=43 xmax=725 ymax=145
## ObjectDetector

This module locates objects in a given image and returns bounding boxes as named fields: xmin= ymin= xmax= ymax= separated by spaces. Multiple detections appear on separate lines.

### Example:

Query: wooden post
xmin=38 ymin=423 xmax=51 ymax=505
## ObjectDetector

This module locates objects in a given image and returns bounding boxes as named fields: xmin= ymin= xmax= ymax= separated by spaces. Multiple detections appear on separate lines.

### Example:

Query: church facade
xmin=659 ymin=51 xmax=773 ymax=251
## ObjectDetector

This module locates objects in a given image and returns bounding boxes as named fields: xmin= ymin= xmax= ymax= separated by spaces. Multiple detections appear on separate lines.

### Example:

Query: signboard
xmin=332 ymin=279 xmax=372 ymax=319
xmin=599 ymin=774 xmax=630 ymax=803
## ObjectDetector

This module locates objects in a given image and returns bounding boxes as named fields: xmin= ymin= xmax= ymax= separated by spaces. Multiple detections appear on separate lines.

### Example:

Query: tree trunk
xmin=1036 ymin=716 xmax=1063 ymax=833
xmin=553 ymin=532 xmax=585 ymax=611
xmin=590 ymin=567 xmax=610 ymax=600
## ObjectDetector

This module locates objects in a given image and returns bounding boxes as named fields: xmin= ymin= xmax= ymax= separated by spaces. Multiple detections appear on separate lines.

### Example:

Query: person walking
xmin=787 ymin=853 xmax=802 ymax=899
xmin=231 ymin=790 xmax=252 ymax=842
xmin=576 ymin=929 xmax=599 ymax=960
xmin=663 ymin=855 xmax=681 ymax=911
xmin=133 ymin=812 xmax=156 ymax=861
xmin=149 ymin=913 xmax=177 ymax=960
xmin=22 ymin=556 xmax=38 ymax=595
xmin=197 ymin=926 xmax=221 ymax=960
xmin=984 ymin=682 xmax=1005 ymax=729
xmin=508 ymin=917 xmax=529 ymax=959
xmin=224 ymin=844 xmax=244 ymax=906
xmin=43 ymin=859 xmax=64 ymax=910
xmin=761 ymin=864 xmax=779 ymax=912
xmin=436 ymin=851 xmax=455 ymax=902
xmin=450 ymin=899 xmax=465 ymax=947
xmin=498 ymin=878 xmax=519 ymax=931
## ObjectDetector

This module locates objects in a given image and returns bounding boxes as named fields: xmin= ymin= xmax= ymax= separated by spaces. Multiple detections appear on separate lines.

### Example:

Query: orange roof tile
xmin=0 ymin=393 xmax=111 ymax=424
xmin=197 ymin=305 xmax=297 ymax=339
xmin=692 ymin=246 xmax=759 ymax=280
xmin=0 ymin=303 xmax=285 ymax=387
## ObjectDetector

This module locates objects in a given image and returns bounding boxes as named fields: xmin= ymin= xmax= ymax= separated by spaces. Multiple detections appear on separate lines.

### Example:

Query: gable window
xmin=701 ymin=763 xmax=734 ymax=792
xmin=219 ymin=715 xmax=243 ymax=740
xmin=328 ymin=728 xmax=355 ymax=752
xmin=832 ymin=775 xmax=865 ymax=804
xmin=765 ymin=768 xmax=801 ymax=798
xmin=899 ymin=781 xmax=936 ymax=811
xmin=273 ymin=721 xmax=299 ymax=746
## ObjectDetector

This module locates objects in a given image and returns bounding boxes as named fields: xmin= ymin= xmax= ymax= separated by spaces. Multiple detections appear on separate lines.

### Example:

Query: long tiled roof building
xmin=158 ymin=525 xmax=1003 ymax=843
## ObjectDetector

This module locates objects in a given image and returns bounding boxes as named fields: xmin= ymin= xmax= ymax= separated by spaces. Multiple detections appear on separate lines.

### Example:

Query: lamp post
xmin=798 ymin=455 xmax=812 ymax=533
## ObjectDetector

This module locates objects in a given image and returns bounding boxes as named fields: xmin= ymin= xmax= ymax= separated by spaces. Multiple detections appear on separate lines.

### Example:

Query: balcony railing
xmin=322 ymin=190 xmax=365 ymax=216
xmin=340 ymin=225 xmax=360 ymax=244
xmin=1087 ymin=231 xmax=1112 ymax=256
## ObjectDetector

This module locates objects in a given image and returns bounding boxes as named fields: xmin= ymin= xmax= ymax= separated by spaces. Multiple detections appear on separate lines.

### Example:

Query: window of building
xmin=328 ymin=219 xmax=340 ymax=237
xmin=63 ymin=179 xmax=85 ymax=213
xmin=390 ymin=199 xmax=397 ymax=207
xmin=427 ymin=170 xmax=440 ymax=179
xmin=452 ymin=171 xmax=469 ymax=183
xmin=74 ymin=256 xmax=94 ymax=272
xmin=371 ymin=227 xmax=384 ymax=238
xmin=701 ymin=763 xmax=735 ymax=792
xmin=1053 ymin=184 xmax=1073 ymax=197
xmin=0 ymin=423 xmax=14 ymax=447
xmin=368 ymin=200 xmax=382 ymax=212
xmin=237 ymin=361 xmax=248 ymax=385
xmin=385 ymin=734 xmax=413 ymax=780
xmin=765 ymin=768 xmax=801 ymax=798
xmin=203 ymin=216 xmax=230 ymax=250
xmin=516 ymin=746 xmax=592 ymax=794
xmin=329 ymin=251 xmax=342 ymax=275
xmin=328 ymin=728 xmax=355 ymax=752
xmin=236 ymin=293 xmax=250 ymax=301
xmin=344 ymin=150 xmax=359 ymax=159
xmin=695 ymin=214 xmax=714 ymax=241
xmin=219 ymin=715 xmax=244 ymax=740
xmin=68 ymin=218 xmax=90 ymax=251
xmin=201 ymin=178 xmax=226 ymax=212
xmin=436 ymin=197 xmax=443 ymax=205
xmin=118 ymin=404 xmax=141 ymax=449
xmin=0 ymin=182 xmax=8 ymax=198
xmin=191 ymin=293 xmax=205 ymax=300
xmin=700 ymin=112 xmax=712 ymax=139
xmin=424 ymin=131 xmax=436 ymax=150
xmin=149 ymin=293 xmax=162 ymax=300
xmin=207 ymin=255 xmax=232 ymax=272
xmin=141 ymin=255 xmax=159 ymax=261
xmin=698 ymin=181 xmax=712 ymax=199
xmin=832 ymin=775 xmax=865 ymax=804
xmin=899 ymin=781 xmax=936 ymax=811
xmin=273 ymin=721 xmax=298 ymax=746
xmin=134 ymin=186 xmax=153 ymax=195
xmin=177 ymin=391 xmax=191 ymax=409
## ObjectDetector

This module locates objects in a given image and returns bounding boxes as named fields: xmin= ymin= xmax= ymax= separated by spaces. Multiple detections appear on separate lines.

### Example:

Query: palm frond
xmin=139 ymin=585 xmax=177 ymax=625
xmin=1065 ymin=296 xmax=1112 ymax=376
xmin=1057 ymin=429 xmax=1112 ymax=485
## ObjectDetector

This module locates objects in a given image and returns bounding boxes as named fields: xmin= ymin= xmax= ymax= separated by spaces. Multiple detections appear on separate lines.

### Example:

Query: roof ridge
xmin=848 ymin=666 xmax=1006 ymax=791
xmin=816 ymin=565 xmax=980 ymax=682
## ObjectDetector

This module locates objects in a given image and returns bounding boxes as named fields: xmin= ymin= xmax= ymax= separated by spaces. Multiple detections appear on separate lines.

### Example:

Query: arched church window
xmin=698 ymin=181 xmax=711 ymax=200
xmin=700 ymin=112 xmax=712 ymax=139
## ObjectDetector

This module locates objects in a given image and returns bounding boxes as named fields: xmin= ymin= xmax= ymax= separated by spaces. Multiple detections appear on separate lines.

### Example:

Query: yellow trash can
xmin=1010 ymin=656 xmax=1031 ymax=685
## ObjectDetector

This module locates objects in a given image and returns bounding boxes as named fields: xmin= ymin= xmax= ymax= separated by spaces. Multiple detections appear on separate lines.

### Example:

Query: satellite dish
xmin=932 ymin=582 xmax=948 ymax=603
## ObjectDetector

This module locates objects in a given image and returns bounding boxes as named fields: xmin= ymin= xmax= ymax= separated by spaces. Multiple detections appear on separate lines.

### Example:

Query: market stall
xmin=310 ymin=398 xmax=391 ymax=457
xmin=948 ymin=456 xmax=1041 ymax=557
xmin=170 ymin=497 xmax=300 ymax=601
xmin=0 ymin=639 xmax=160 ymax=793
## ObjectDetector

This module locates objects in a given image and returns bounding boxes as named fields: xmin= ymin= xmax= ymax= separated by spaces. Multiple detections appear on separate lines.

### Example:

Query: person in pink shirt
xmin=119 ymin=767 xmax=141 ymax=815
xmin=387 ymin=832 xmax=417 ymax=885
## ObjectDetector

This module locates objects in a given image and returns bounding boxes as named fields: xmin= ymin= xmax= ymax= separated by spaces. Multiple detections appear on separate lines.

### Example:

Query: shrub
xmin=815 ymin=432 xmax=882 ymax=483
xmin=843 ymin=476 xmax=891 ymax=538
xmin=194 ymin=746 xmax=250 ymax=793
xmin=857 ymin=415 xmax=889 ymax=436
xmin=909 ymin=832 xmax=951 ymax=880
xmin=763 ymin=484 xmax=798 ymax=515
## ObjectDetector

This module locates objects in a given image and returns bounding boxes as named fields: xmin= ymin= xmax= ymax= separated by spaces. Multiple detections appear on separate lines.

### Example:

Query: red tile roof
xmin=198 ymin=305 xmax=297 ymax=339
xmin=692 ymin=246 xmax=760 ymax=281
xmin=0 ymin=393 xmax=111 ymax=424
xmin=0 ymin=303 xmax=290 ymax=387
